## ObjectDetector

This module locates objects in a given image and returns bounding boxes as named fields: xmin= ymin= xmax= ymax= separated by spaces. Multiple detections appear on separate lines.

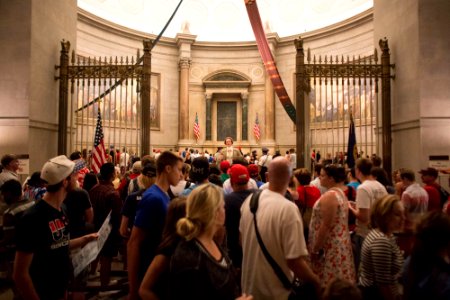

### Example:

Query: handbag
xmin=249 ymin=190 xmax=318 ymax=300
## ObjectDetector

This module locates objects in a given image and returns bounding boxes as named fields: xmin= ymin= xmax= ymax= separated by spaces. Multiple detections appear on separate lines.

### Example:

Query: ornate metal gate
xmin=56 ymin=39 xmax=154 ymax=158
xmin=295 ymin=38 xmax=395 ymax=175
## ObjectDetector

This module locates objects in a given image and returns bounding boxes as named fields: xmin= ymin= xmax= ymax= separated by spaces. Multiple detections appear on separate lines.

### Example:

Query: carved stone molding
xmin=179 ymin=58 xmax=191 ymax=70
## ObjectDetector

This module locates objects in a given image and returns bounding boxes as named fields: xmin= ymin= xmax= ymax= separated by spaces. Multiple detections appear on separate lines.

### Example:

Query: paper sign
xmin=72 ymin=212 xmax=112 ymax=277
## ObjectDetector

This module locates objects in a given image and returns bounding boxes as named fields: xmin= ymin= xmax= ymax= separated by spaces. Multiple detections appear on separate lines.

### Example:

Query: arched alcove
xmin=202 ymin=70 xmax=251 ymax=142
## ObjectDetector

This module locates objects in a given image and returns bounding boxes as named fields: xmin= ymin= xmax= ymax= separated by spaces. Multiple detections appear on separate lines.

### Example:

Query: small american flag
xmin=253 ymin=113 xmax=261 ymax=141
xmin=193 ymin=113 xmax=200 ymax=141
xmin=91 ymin=107 xmax=107 ymax=174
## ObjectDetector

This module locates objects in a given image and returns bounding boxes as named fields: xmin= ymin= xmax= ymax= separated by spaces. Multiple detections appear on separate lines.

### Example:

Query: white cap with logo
xmin=41 ymin=155 xmax=75 ymax=185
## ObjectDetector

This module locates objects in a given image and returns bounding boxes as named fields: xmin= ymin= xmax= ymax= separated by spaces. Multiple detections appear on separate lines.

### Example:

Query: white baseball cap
xmin=41 ymin=155 xmax=75 ymax=185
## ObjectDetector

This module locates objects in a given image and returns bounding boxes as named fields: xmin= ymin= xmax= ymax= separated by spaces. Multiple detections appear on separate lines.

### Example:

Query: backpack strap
xmin=185 ymin=181 xmax=191 ymax=189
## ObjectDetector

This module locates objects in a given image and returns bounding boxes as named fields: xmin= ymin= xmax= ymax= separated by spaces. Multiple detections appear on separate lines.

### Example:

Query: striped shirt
xmin=359 ymin=229 xmax=403 ymax=295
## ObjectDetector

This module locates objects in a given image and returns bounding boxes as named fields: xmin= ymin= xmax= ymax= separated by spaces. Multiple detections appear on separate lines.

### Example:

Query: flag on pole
xmin=193 ymin=113 xmax=200 ymax=141
xmin=91 ymin=107 xmax=107 ymax=174
xmin=253 ymin=113 xmax=261 ymax=141
xmin=346 ymin=112 xmax=357 ymax=168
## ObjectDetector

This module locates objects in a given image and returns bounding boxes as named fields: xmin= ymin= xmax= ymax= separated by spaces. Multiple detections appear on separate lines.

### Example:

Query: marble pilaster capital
xmin=205 ymin=93 xmax=213 ymax=100
xmin=179 ymin=57 xmax=191 ymax=69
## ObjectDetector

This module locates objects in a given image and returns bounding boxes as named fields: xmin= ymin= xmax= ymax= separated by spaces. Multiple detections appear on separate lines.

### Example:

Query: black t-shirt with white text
xmin=16 ymin=200 xmax=71 ymax=300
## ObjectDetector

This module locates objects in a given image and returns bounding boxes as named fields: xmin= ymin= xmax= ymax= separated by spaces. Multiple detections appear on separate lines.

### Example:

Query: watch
xmin=313 ymin=249 xmax=324 ymax=256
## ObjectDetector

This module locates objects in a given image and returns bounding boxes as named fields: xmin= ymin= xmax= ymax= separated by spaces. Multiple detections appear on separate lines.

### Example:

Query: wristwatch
xmin=313 ymin=249 xmax=324 ymax=256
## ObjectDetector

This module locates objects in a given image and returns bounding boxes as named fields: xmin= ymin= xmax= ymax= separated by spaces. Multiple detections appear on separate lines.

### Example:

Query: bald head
xmin=268 ymin=157 xmax=292 ymax=194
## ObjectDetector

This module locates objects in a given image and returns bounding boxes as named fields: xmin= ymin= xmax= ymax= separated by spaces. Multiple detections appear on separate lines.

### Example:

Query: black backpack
xmin=436 ymin=184 xmax=450 ymax=208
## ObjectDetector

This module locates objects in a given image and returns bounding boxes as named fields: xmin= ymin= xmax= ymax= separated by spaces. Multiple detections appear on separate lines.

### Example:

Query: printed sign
xmin=16 ymin=154 xmax=29 ymax=175
xmin=72 ymin=212 xmax=112 ymax=277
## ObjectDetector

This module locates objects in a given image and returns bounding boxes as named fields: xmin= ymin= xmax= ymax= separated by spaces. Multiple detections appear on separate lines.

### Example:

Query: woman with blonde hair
xmin=169 ymin=184 xmax=252 ymax=300
xmin=358 ymin=194 xmax=405 ymax=300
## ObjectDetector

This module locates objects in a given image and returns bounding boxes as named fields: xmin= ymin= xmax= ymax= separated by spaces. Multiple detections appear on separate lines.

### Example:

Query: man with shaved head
xmin=240 ymin=157 xmax=320 ymax=300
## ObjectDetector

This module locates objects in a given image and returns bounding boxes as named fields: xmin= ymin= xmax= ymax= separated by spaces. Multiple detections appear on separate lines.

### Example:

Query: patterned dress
xmin=309 ymin=187 xmax=356 ymax=286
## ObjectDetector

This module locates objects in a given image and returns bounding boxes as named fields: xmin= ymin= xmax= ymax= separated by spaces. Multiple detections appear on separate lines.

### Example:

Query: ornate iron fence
xmin=55 ymin=39 xmax=154 ymax=158
xmin=295 ymin=38 xmax=395 ymax=174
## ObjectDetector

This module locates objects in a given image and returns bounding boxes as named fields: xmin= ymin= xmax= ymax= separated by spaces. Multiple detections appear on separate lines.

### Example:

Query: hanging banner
xmin=244 ymin=0 xmax=297 ymax=123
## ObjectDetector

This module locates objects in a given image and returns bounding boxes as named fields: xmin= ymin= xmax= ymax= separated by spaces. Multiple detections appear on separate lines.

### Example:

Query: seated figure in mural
xmin=218 ymin=137 xmax=242 ymax=165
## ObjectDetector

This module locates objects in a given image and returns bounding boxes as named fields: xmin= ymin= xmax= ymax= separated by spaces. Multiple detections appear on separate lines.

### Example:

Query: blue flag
xmin=346 ymin=114 xmax=357 ymax=168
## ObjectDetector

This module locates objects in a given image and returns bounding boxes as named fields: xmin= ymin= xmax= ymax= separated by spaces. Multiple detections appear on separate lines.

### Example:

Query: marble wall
xmin=0 ymin=0 xmax=77 ymax=174
xmin=374 ymin=0 xmax=450 ymax=185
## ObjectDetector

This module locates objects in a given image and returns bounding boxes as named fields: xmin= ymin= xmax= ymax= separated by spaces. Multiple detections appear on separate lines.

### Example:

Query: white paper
xmin=72 ymin=211 xmax=112 ymax=277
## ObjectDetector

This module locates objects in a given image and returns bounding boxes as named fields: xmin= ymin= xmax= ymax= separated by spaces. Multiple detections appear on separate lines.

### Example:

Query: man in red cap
xmin=224 ymin=164 xmax=255 ymax=272
xmin=248 ymin=164 xmax=264 ymax=188
xmin=419 ymin=167 xmax=448 ymax=211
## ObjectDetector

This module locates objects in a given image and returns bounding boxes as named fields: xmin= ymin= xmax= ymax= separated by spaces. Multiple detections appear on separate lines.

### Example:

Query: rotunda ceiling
xmin=78 ymin=0 xmax=373 ymax=41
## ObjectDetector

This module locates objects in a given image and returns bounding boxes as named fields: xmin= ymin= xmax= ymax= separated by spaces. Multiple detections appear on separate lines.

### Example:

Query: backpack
xmin=346 ymin=185 xmax=356 ymax=228
xmin=434 ymin=184 xmax=450 ymax=208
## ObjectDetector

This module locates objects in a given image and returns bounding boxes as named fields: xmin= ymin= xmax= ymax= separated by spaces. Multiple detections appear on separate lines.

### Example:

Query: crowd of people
xmin=0 ymin=139 xmax=449 ymax=300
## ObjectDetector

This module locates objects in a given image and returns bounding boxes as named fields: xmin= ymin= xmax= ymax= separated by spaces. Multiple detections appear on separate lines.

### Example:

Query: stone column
xmin=205 ymin=93 xmax=212 ymax=140
xmin=176 ymin=33 xmax=196 ymax=143
xmin=264 ymin=33 xmax=279 ymax=144
xmin=178 ymin=57 xmax=191 ymax=140
xmin=241 ymin=92 xmax=248 ymax=140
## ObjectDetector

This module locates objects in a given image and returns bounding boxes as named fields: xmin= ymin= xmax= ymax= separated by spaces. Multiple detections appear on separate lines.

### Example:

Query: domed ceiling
xmin=78 ymin=0 xmax=373 ymax=42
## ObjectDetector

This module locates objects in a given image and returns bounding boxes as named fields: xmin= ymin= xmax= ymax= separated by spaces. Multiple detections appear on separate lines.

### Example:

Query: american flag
xmin=193 ymin=113 xmax=200 ymax=140
xmin=253 ymin=113 xmax=261 ymax=141
xmin=91 ymin=107 xmax=107 ymax=174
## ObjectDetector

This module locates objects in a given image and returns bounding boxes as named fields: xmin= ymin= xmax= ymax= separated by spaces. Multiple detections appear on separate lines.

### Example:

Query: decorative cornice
xmin=175 ymin=33 xmax=197 ymax=47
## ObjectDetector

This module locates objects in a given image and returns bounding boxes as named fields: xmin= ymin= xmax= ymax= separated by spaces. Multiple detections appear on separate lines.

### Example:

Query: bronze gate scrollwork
xmin=295 ymin=38 xmax=395 ymax=175
xmin=55 ymin=39 xmax=154 ymax=159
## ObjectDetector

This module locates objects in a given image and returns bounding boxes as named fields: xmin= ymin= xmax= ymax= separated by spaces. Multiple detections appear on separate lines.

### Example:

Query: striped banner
xmin=91 ymin=106 xmax=107 ymax=174
xmin=244 ymin=0 xmax=296 ymax=123
xmin=193 ymin=113 xmax=200 ymax=141
xmin=253 ymin=113 xmax=261 ymax=141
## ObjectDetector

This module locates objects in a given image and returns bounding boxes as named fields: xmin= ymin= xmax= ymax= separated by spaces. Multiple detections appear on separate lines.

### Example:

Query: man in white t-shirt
xmin=348 ymin=158 xmax=387 ymax=271
xmin=398 ymin=169 xmax=429 ymax=256
xmin=119 ymin=148 xmax=130 ymax=173
xmin=400 ymin=169 xmax=428 ymax=227
xmin=240 ymin=157 xmax=320 ymax=300
xmin=288 ymin=148 xmax=297 ymax=170
xmin=258 ymin=147 xmax=272 ymax=183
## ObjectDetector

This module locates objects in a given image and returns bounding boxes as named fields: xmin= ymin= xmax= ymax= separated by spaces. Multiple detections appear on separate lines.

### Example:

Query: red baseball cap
xmin=247 ymin=164 xmax=259 ymax=177
xmin=220 ymin=160 xmax=231 ymax=172
xmin=229 ymin=164 xmax=250 ymax=185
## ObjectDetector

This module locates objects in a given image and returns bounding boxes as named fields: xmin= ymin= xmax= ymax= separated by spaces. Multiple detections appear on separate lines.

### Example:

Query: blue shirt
xmin=134 ymin=184 xmax=170 ymax=278
xmin=347 ymin=181 xmax=360 ymax=190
